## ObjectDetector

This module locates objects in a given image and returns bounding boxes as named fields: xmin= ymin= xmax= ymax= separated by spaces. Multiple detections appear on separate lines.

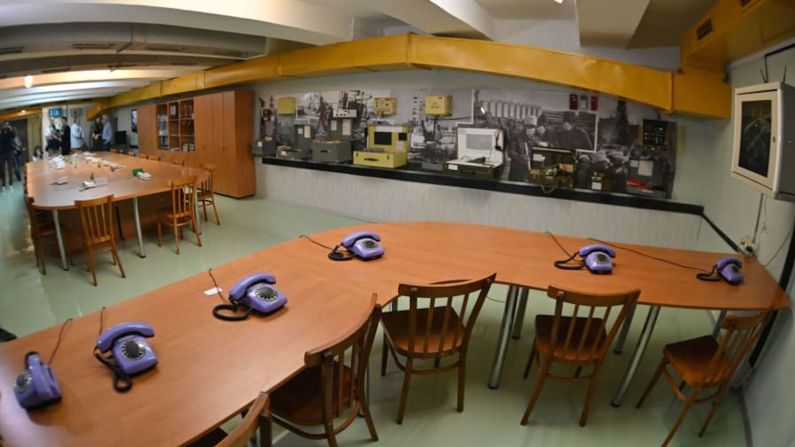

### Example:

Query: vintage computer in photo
xmin=731 ymin=82 xmax=795 ymax=201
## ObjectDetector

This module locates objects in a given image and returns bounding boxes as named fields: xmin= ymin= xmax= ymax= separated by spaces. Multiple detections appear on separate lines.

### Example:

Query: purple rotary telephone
xmin=212 ymin=273 xmax=287 ymax=321
xmin=554 ymin=244 xmax=616 ymax=274
xmin=94 ymin=322 xmax=158 ymax=392
xmin=697 ymin=256 xmax=744 ymax=285
xmin=13 ymin=352 xmax=62 ymax=409
xmin=329 ymin=231 xmax=384 ymax=261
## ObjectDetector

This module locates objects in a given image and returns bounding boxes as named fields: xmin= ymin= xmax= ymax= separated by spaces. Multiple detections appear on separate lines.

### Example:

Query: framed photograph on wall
xmin=131 ymin=109 xmax=138 ymax=133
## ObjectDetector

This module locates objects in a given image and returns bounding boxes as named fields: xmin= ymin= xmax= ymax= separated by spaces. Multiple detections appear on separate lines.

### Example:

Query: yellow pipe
xmin=96 ymin=33 xmax=731 ymax=118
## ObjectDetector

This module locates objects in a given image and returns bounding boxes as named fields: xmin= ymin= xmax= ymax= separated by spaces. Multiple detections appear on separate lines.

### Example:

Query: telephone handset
xmin=554 ymin=244 xmax=616 ymax=274
xmin=329 ymin=231 xmax=384 ymax=261
xmin=94 ymin=322 xmax=158 ymax=392
xmin=212 ymin=273 xmax=287 ymax=321
xmin=697 ymin=256 xmax=744 ymax=285
xmin=14 ymin=352 xmax=62 ymax=409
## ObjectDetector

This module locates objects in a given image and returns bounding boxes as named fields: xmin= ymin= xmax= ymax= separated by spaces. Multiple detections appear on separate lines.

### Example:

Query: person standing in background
xmin=101 ymin=114 xmax=112 ymax=151
xmin=0 ymin=122 xmax=16 ymax=191
xmin=60 ymin=117 xmax=71 ymax=156
xmin=11 ymin=126 xmax=22 ymax=182
xmin=45 ymin=118 xmax=60 ymax=154
xmin=91 ymin=116 xmax=103 ymax=151
xmin=70 ymin=117 xmax=85 ymax=151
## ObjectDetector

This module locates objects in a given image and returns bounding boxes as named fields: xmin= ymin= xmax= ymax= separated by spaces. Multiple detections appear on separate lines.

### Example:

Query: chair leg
xmin=360 ymin=392 xmax=379 ymax=441
xmin=112 ymin=246 xmax=125 ymax=278
xmin=323 ymin=419 xmax=338 ymax=447
xmin=381 ymin=334 xmax=389 ymax=377
xmin=396 ymin=359 xmax=413 ymax=425
xmin=259 ymin=415 xmax=272 ymax=447
xmin=156 ymin=221 xmax=163 ymax=247
xmin=86 ymin=248 xmax=97 ymax=287
xmin=699 ymin=387 xmax=727 ymax=437
xmin=173 ymin=220 xmax=180 ymax=254
xmin=193 ymin=217 xmax=202 ymax=247
xmin=211 ymin=199 xmax=220 ymax=225
xmin=523 ymin=338 xmax=537 ymax=379
xmin=457 ymin=351 xmax=467 ymax=412
xmin=662 ymin=390 xmax=699 ymax=447
xmin=521 ymin=360 xmax=550 ymax=425
xmin=579 ymin=365 xmax=603 ymax=427
xmin=636 ymin=357 xmax=667 ymax=409
xmin=202 ymin=200 xmax=208 ymax=222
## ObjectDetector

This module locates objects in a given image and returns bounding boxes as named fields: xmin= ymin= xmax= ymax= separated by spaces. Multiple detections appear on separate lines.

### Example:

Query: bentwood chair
xmin=24 ymin=196 xmax=63 ymax=274
xmin=381 ymin=273 xmax=496 ymax=424
xmin=171 ymin=159 xmax=186 ymax=167
xmin=270 ymin=295 xmax=381 ymax=447
xmin=74 ymin=194 xmax=126 ymax=286
xmin=636 ymin=311 xmax=771 ymax=447
xmin=156 ymin=176 xmax=201 ymax=254
xmin=198 ymin=163 xmax=220 ymax=225
xmin=190 ymin=392 xmax=272 ymax=447
xmin=521 ymin=285 xmax=640 ymax=427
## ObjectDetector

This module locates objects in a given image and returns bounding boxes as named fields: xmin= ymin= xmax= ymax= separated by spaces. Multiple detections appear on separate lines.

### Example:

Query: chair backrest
xmin=396 ymin=273 xmax=496 ymax=357
xmin=703 ymin=311 xmax=771 ymax=385
xmin=169 ymin=176 xmax=196 ymax=218
xmin=74 ymin=195 xmax=116 ymax=245
xmin=216 ymin=391 xmax=269 ymax=447
xmin=545 ymin=285 xmax=640 ymax=363
xmin=304 ymin=294 xmax=381 ymax=422
xmin=172 ymin=159 xmax=186 ymax=167
xmin=199 ymin=163 xmax=216 ymax=193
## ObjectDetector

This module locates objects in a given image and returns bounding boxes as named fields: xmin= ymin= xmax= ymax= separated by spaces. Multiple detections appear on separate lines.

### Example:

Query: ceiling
xmin=0 ymin=0 xmax=719 ymax=113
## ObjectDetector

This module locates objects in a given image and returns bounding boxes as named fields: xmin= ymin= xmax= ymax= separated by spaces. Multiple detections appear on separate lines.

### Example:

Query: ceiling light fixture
xmin=24 ymin=75 xmax=34 ymax=88
xmin=552 ymin=0 xmax=563 ymax=4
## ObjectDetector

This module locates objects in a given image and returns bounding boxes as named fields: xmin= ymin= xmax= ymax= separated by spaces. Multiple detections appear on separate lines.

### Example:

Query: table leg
xmin=133 ymin=197 xmax=145 ymax=258
xmin=511 ymin=288 xmax=530 ymax=340
xmin=193 ymin=188 xmax=201 ymax=236
xmin=613 ymin=303 xmax=637 ymax=354
xmin=713 ymin=310 xmax=727 ymax=338
xmin=488 ymin=285 xmax=519 ymax=389
xmin=611 ymin=305 xmax=660 ymax=407
xmin=52 ymin=210 xmax=68 ymax=271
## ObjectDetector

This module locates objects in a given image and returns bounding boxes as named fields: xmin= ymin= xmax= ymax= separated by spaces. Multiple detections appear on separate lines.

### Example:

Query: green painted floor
xmin=0 ymin=183 xmax=746 ymax=446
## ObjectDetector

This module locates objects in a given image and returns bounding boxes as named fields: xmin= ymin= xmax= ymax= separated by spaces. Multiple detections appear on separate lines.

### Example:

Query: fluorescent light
xmin=24 ymin=75 xmax=33 ymax=88
xmin=553 ymin=0 xmax=563 ymax=3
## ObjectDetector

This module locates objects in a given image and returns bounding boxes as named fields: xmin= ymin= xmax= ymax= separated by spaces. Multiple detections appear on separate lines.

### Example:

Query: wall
xmin=40 ymin=103 xmax=93 ymax=151
xmin=113 ymin=105 xmax=138 ymax=147
xmin=720 ymin=47 xmax=795 ymax=447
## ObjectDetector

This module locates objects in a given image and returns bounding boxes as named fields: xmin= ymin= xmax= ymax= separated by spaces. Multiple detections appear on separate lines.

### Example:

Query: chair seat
xmin=664 ymin=335 xmax=729 ymax=385
xmin=198 ymin=190 xmax=213 ymax=201
xmin=381 ymin=308 xmax=465 ymax=357
xmin=187 ymin=427 xmax=227 ymax=447
xmin=534 ymin=315 xmax=606 ymax=362
xmin=157 ymin=206 xmax=193 ymax=221
xmin=271 ymin=363 xmax=354 ymax=426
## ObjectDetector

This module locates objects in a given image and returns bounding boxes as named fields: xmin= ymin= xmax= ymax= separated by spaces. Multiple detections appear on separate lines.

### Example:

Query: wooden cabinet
xmin=137 ymin=90 xmax=255 ymax=198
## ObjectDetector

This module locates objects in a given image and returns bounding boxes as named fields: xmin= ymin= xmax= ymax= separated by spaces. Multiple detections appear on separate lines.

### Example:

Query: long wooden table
xmin=0 ymin=222 xmax=788 ymax=446
xmin=25 ymin=153 xmax=209 ymax=266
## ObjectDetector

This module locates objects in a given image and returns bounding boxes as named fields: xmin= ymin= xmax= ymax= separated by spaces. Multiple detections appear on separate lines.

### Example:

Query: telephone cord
xmin=586 ymin=237 xmax=711 ymax=274
xmin=299 ymin=234 xmax=334 ymax=250
xmin=47 ymin=318 xmax=73 ymax=365
xmin=546 ymin=231 xmax=586 ymax=270
xmin=212 ymin=304 xmax=255 ymax=321
xmin=93 ymin=348 xmax=132 ymax=392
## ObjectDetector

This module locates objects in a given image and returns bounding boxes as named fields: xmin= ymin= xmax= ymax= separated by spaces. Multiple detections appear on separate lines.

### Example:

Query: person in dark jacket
xmin=91 ymin=116 xmax=103 ymax=151
xmin=60 ymin=117 xmax=71 ymax=156
xmin=0 ymin=122 xmax=16 ymax=190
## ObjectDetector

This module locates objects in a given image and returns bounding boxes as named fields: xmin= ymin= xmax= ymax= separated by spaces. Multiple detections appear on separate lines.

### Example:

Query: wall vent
xmin=72 ymin=43 xmax=117 ymax=50
xmin=696 ymin=18 xmax=713 ymax=41
xmin=145 ymin=45 xmax=186 ymax=53
xmin=0 ymin=46 xmax=24 ymax=55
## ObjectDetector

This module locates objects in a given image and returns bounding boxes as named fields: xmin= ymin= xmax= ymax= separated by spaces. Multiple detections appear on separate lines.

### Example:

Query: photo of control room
xmin=0 ymin=1 xmax=794 ymax=446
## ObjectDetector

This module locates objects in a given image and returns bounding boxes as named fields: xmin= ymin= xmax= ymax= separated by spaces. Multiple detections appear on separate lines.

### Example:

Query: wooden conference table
xmin=25 ymin=153 xmax=209 ymax=267
xmin=0 ymin=222 xmax=788 ymax=446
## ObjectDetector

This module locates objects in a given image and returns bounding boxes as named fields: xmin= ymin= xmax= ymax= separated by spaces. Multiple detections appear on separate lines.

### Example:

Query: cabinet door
xmin=136 ymin=104 xmax=157 ymax=157
xmin=194 ymin=94 xmax=217 ymax=169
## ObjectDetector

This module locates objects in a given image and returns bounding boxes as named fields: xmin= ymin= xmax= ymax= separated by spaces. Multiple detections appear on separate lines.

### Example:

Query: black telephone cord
xmin=212 ymin=304 xmax=254 ymax=321
xmin=546 ymin=231 xmax=585 ymax=270
xmin=93 ymin=306 xmax=132 ymax=393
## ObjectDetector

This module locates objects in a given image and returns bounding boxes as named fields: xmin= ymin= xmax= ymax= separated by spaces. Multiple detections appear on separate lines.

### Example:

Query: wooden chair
xmin=381 ymin=273 xmax=496 ymax=424
xmin=270 ymin=295 xmax=381 ymax=447
xmin=521 ymin=285 xmax=640 ymax=427
xmin=198 ymin=163 xmax=220 ymax=225
xmin=156 ymin=176 xmax=201 ymax=254
xmin=636 ymin=311 xmax=771 ymax=447
xmin=24 ymin=196 xmax=61 ymax=274
xmin=172 ymin=159 xmax=186 ymax=167
xmin=189 ymin=392 xmax=272 ymax=447
xmin=74 ymin=195 xmax=125 ymax=286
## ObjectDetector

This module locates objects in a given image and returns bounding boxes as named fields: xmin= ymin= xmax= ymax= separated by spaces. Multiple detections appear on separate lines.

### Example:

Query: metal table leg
xmin=488 ymin=285 xmax=519 ymax=389
xmin=511 ymin=288 xmax=530 ymax=340
xmin=611 ymin=305 xmax=660 ymax=406
xmin=52 ymin=210 xmax=68 ymax=270
xmin=712 ymin=310 xmax=727 ymax=338
xmin=613 ymin=303 xmax=637 ymax=354
xmin=133 ymin=197 xmax=145 ymax=258
xmin=193 ymin=188 xmax=201 ymax=236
